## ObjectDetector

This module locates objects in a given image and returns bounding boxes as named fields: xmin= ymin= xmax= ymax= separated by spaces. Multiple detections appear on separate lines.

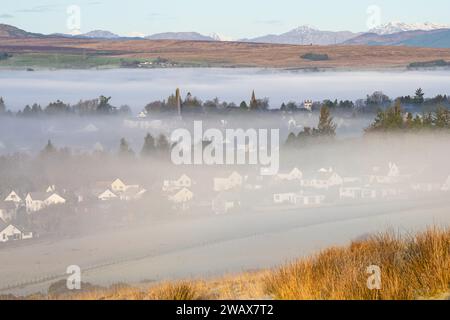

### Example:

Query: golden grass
xmin=18 ymin=227 xmax=450 ymax=300
xmin=265 ymin=227 xmax=450 ymax=300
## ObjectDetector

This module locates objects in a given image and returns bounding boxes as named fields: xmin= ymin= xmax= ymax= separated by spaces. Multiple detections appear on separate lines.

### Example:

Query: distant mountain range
xmin=1 ymin=22 xmax=450 ymax=48
xmin=145 ymin=32 xmax=214 ymax=41
xmin=368 ymin=22 xmax=449 ymax=35
xmin=244 ymin=25 xmax=360 ymax=45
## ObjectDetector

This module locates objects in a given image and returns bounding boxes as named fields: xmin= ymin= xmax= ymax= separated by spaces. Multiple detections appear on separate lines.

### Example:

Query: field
xmin=9 ymin=227 xmax=448 ymax=300
xmin=1 ymin=37 xmax=450 ymax=69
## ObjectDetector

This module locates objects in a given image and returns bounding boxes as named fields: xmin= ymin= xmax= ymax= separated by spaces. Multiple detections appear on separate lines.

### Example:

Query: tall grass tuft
xmin=264 ymin=227 xmax=450 ymax=300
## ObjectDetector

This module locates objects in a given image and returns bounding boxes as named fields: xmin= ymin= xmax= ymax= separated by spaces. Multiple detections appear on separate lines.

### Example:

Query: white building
xmin=273 ymin=190 xmax=325 ymax=206
xmin=214 ymin=172 xmax=243 ymax=192
xmin=4 ymin=191 xmax=22 ymax=204
xmin=301 ymin=168 xmax=343 ymax=189
xmin=111 ymin=178 xmax=139 ymax=193
xmin=97 ymin=189 xmax=118 ymax=201
xmin=163 ymin=174 xmax=192 ymax=192
xmin=0 ymin=221 xmax=33 ymax=243
xmin=25 ymin=192 xmax=66 ymax=213
xmin=276 ymin=168 xmax=303 ymax=181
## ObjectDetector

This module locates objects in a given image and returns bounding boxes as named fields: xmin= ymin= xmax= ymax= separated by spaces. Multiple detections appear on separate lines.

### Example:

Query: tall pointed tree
xmin=141 ymin=133 xmax=156 ymax=156
xmin=317 ymin=105 xmax=337 ymax=136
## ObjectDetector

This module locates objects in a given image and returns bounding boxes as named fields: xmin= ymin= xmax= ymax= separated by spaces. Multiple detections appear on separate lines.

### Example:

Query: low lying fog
xmin=0 ymin=117 xmax=449 ymax=294
xmin=1 ymin=69 xmax=450 ymax=111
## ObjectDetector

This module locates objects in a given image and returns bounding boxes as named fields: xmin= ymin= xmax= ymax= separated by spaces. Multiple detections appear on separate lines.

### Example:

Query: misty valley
xmin=0 ymin=69 xmax=450 ymax=298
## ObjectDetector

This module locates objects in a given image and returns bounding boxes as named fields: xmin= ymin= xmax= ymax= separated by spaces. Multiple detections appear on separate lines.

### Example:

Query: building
xmin=276 ymin=168 xmax=303 ymax=181
xmin=25 ymin=192 xmax=66 ymax=213
xmin=214 ymin=172 xmax=243 ymax=192
xmin=163 ymin=174 xmax=192 ymax=192
xmin=0 ymin=220 xmax=33 ymax=243
xmin=4 ymin=190 xmax=22 ymax=204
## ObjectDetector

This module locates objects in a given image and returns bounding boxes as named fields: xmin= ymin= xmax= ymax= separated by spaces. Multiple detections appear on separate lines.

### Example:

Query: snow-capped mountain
xmin=369 ymin=22 xmax=449 ymax=35
xmin=246 ymin=25 xmax=359 ymax=45
xmin=209 ymin=32 xmax=234 ymax=42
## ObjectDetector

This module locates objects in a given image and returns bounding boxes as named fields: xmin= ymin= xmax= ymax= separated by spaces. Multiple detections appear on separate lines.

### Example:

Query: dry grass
xmin=265 ymin=227 xmax=450 ymax=300
xmin=17 ymin=227 xmax=450 ymax=300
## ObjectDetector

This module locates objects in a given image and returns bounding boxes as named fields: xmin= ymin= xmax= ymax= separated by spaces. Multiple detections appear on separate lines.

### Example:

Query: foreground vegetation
xmin=8 ymin=227 xmax=448 ymax=300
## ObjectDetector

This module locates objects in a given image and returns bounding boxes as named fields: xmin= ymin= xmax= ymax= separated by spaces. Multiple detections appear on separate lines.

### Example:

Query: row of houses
xmin=2 ymin=163 xmax=450 ymax=243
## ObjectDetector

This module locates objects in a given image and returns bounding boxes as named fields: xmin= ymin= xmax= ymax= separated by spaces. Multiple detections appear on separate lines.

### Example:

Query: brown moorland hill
xmin=1 ymin=37 xmax=450 ymax=68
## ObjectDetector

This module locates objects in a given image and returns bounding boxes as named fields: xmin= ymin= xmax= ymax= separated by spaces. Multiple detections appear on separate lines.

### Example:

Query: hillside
xmin=344 ymin=29 xmax=450 ymax=48
xmin=8 ymin=227 xmax=449 ymax=300
xmin=1 ymin=36 xmax=450 ymax=69
xmin=0 ymin=24 xmax=44 ymax=38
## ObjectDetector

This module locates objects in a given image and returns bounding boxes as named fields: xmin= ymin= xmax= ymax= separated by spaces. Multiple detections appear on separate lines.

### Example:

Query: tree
xmin=239 ymin=101 xmax=248 ymax=110
xmin=141 ymin=133 xmax=156 ymax=156
xmin=317 ymin=105 xmax=337 ymax=136
xmin=156 ymin=134 xmax=170 ymax=152
xmin=414 ymin=88 xmax=425 ymax=104
xmin=0 ymin=97 xmax=5 ymax=114
xmin=97 ymin=96 xmax=113 ymax=114
xmin=119 ymin=138 xmax=134 ymax=157
xmin=42 ymin=140 xmax=56 ymax=154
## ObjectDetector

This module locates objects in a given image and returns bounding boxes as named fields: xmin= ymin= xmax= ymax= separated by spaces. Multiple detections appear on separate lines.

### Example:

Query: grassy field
xmin=1 ymin=37 xmax=450 ymax=69
xmin=8 ymin=227 xmax=448 ymax=300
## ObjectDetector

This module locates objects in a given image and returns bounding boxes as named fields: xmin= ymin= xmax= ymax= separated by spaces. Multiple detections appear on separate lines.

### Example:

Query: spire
xmin=175 ymin=88 xmax=181 ymax=116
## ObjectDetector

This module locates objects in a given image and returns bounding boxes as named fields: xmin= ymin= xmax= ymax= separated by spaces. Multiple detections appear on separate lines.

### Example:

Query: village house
xmin=301 ymin=168 xmax=343 ymax=189
xmin=4 ymin=190 xmax=22 ymax=204
xmin=0 ymin=220 xmax=33 ymax=243
xmin=163 ymin=174 xmax=192 ymax=192
xmin=96 ymin=189 xmax=118 ymax=201
xmin=111 ymin=178 xmax=139 ymax=194
xmin=25 ymin=192 xmax=66 ymax=213
xmin=168 ymin=187 xmax=194 ymax=210
xmin=273 ymin=189 xmax=325 ymax=206
xmin=213 ymin=171 xmax=243 ymax=192
xmin=276 ymin=168 xmax=303 ymax=181
xmin=368 ymin=163 xmax=401 ymax=184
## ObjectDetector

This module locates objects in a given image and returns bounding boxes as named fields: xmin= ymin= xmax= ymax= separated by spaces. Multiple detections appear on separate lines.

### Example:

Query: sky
xmin=0 ymin=0 xmax=449 ymax=39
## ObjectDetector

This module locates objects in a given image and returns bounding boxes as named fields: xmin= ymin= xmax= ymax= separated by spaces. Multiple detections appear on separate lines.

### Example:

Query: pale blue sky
xmin=0 ymin=0 xmax=449 ymax=38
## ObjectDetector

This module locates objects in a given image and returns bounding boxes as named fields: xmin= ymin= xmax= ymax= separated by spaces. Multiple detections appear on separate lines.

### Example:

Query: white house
xmin=111 ymin=178 xmax=139 ymax=193
xmin=163 ymin=174 xmax=192 ymax=192
xmin=169 ymin=188 xmax=194 ymax=204
xmin=368 ymin=163 xmax=401 ymax=184
xmin=25 ymin=192 xmax=66 ymax=212
xmin=4 ymin=190 xmax=22 ymax=204
xmin=46 ymin=185 xmax=56 ymax=193
xmin=97 ymin=189 xmax=118 ymax=201
xmin=273 ymin=192 xmax=297 ymax=204
xmin=339 ymin=183 xmax=363 ymax=200
xmin=276 ymin=168 xmax=303 ymax=181
xmin=301 ymin=169 xmax=343 ymax=189
xmin=0 ymin=221 xmax=33 ymax=243
xmin=273 ymin=190 xmax=325 ymax=206
xmin=214 ymin=172 xmax=243 ymax=192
